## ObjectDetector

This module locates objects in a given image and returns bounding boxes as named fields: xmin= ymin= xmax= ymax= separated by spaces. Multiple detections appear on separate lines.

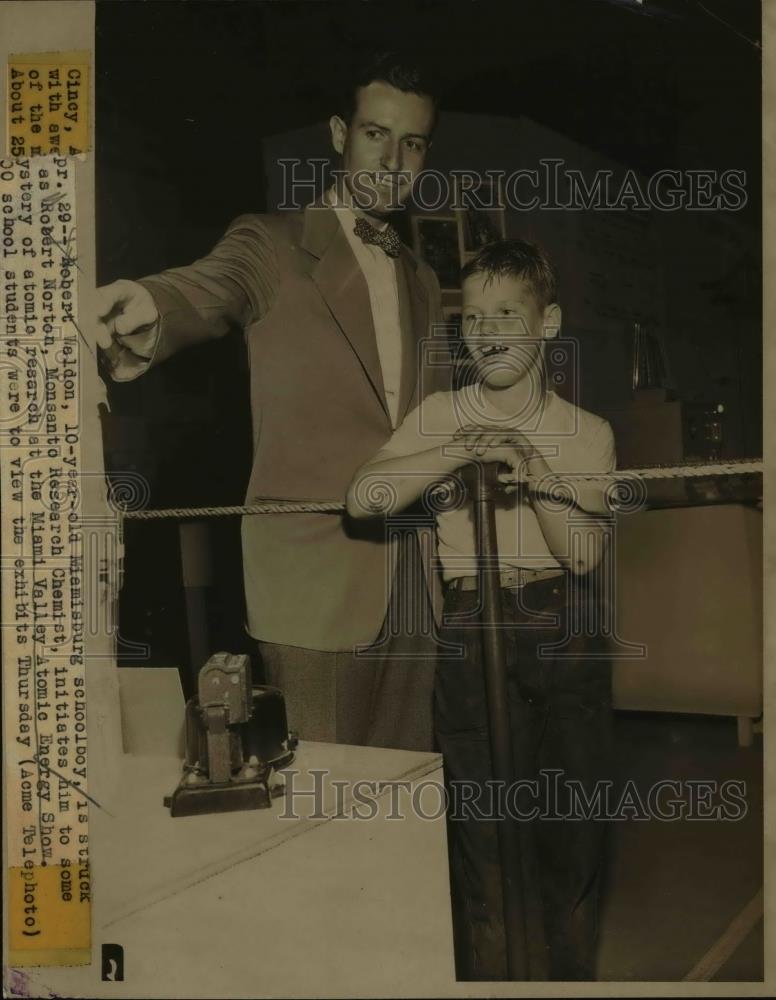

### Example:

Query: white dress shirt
xmin=327 ymin=188 xmax=404 ymax=427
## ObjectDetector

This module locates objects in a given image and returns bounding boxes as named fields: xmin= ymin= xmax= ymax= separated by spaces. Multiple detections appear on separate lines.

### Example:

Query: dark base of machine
xmin=164 ymin=777 xmax=285 ymax=817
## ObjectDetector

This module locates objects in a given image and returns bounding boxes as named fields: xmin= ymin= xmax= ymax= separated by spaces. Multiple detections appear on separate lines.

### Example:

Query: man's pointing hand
xmin=95 ymin=279 xmax=159 ymax=364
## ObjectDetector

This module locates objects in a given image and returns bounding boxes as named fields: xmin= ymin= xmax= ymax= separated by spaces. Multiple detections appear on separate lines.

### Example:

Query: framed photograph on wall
xmin=455 ymin=175 xmax=507 ymax=258
xmin=412 ymin=215 xmax=462 ymax=292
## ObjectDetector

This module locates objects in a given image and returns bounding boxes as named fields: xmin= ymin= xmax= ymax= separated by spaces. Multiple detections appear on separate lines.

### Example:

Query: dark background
xmin=95 ymin=0 xmax=762 ymax=674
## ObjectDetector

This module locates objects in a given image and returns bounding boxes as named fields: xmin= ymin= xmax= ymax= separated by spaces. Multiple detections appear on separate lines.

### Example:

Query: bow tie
xmin=353 ymin=216 xmax=402 ymax=258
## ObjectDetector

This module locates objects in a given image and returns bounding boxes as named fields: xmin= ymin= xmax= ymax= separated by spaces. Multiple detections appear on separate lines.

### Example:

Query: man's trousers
xmin=257 ymin=530 xmax=438 ymax=751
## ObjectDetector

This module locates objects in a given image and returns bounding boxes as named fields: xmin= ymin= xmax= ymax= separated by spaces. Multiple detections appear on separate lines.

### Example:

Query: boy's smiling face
xmin=461 ymin=272 xmax=561 ymax=389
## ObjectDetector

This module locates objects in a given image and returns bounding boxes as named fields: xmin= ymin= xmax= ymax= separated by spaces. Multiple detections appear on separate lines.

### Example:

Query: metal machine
xmin=164 ymin=652 xmax=298 ymax=817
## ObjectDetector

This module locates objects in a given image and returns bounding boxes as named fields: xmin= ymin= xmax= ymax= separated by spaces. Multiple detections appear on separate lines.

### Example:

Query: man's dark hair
xmin=460 ymin=238 xmax=558 ymax=310
xmin=340 ymin=49 xmax=440 ymax=125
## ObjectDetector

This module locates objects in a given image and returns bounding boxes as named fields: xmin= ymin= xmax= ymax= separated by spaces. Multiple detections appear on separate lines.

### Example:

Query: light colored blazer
xmin=112 ymin=203 xmax=449 ymax=650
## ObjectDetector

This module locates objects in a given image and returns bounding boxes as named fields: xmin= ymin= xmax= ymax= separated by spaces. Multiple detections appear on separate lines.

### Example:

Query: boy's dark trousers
xmin=435 ymin=573 xmax=613 ymax=981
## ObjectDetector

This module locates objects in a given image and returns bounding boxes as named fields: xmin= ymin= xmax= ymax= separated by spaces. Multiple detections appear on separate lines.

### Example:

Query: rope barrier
xmin=120 ymin=458 xmax=763 ymax=521
xmin=124 ymin=499 xmax=346 ymax=520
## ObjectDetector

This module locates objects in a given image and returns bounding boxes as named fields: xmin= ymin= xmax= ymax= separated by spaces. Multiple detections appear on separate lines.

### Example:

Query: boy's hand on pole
xmin=450 ymin=426 xmax=554 ymax=494
xmin=453 ymin=425 xmax=536 ymax=457
xmin=446 ymin=442 xmax=526 ymax=492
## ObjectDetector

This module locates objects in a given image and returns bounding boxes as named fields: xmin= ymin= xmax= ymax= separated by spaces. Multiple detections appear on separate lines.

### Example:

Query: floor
xmin=597 ymin=711 xmax=764 ymax=982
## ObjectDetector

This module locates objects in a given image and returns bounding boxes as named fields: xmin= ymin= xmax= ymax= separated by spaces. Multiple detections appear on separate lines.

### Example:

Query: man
xmin=96 ymin=52 xmax=449 ymax=750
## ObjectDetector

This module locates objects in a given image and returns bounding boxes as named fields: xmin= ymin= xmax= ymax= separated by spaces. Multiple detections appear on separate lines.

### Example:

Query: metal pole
xmin=179 ymin=520 xmax=213 ymax=696
xmin=473 ymin=462 xmax=530 ymax=981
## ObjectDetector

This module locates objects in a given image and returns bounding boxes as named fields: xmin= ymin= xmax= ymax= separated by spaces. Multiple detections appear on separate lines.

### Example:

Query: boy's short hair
xmin=460 ymin=238 xmax=558 ymax=310
xmin=340 ymin=48 xmax=441 ymax=127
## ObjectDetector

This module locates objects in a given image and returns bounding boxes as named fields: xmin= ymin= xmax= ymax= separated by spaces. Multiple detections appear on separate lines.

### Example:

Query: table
xmin=20 ymin=742 xmax=458 ymax=998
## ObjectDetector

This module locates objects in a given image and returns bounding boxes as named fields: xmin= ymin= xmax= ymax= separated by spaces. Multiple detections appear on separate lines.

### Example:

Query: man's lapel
xmin=302 ymin=203 xmax=389 ymax=421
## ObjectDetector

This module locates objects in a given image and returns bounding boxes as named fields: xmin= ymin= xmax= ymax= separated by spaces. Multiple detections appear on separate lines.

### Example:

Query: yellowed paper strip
xmin=7 ymin=51 xmax=90 ymax=157
xmin=7 ymin=865 xmax=90 ymax=964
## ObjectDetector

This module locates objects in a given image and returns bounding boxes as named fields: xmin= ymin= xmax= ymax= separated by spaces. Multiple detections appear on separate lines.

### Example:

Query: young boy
xmin=346 ymin=239 xmax=617 ymax=982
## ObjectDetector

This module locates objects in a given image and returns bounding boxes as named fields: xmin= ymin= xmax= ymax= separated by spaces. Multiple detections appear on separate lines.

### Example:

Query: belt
xmin=446 ymin=567 xmax=566 ymax=592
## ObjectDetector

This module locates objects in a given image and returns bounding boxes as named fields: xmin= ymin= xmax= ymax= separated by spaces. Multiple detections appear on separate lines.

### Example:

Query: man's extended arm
xmin=95 ymin=215 xmax=278 ymax=381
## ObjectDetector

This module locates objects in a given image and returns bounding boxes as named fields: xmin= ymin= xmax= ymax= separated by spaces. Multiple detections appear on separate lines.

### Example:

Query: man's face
xmin=330 ymin=80 xmax=434 ymax=217
xmin=462 ymin=273 xmax=560 ymax=390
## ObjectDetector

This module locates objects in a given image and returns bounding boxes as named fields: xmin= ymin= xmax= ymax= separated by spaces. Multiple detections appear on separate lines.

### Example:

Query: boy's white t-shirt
xmin=380 ymin=387 xmax=616 ymax=581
